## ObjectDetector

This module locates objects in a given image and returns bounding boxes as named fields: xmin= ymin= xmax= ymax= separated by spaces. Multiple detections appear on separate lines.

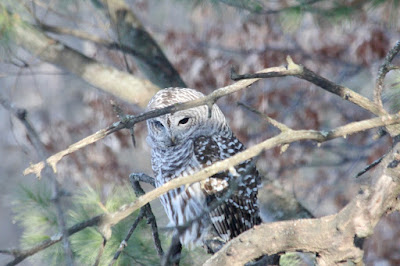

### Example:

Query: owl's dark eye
xmin=178 ymin=117 xmax=190 ymax=125
xmin=153 ymin=120 xmax=164 ymax=129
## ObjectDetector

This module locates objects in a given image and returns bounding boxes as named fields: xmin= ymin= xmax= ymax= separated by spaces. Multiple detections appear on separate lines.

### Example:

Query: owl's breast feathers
xmin=193 ymin=134 xmax=261 ymax=241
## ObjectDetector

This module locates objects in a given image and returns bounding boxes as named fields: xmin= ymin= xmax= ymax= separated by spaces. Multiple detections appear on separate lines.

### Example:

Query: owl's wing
xmin=193 ymin=135 xmax=261 ymax=241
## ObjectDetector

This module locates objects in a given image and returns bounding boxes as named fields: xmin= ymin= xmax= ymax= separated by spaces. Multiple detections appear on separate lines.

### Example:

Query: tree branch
xmin=231 ymin=56 xmax=384 ymax=116
xmin=161 ymin=233 xmax=181 ymax=266
xmin=38 ymin=23 xmax=168 ymax=73
xmin=23 ymin=65 xmax=279 ymax=178
xmin=129 ymin=174 xmax=164 ymax=259
xmin=99 ymin=0 xmax=186 ymax=88
xmin=204 ymin=140 xmax=400 ymax=265
xmin=1 ymin=5 xmax=159 ymax=106
xmin=24 ymin=55 xmax=394 ymax=178
xmin=109 ymin=210 xmax=145 ymax=265
xmin=238 ymin=102 xmax=291 ymax=132
xmin=3 ymin=213 xmax=103 ymax=266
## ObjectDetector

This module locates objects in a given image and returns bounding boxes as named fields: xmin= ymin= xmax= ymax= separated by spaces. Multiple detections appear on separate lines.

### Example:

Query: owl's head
xmin=146 ymin=88 xmax=229 ymax=148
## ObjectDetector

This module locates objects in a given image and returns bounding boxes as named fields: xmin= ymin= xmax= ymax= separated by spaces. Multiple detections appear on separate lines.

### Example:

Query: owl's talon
xmin=203 ymin=237 xmax=225 ymax=254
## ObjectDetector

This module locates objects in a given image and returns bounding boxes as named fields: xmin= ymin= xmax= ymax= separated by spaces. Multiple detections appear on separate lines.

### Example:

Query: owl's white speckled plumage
xmin=146 ymin=87 xmax=261 ymax=247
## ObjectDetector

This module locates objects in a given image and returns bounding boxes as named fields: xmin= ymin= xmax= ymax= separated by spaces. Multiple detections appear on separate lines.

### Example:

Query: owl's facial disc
xmin=148 ymin=113 xmax=196 ymax=147
xmin=167 ymin=114 xmax=197 ymax=145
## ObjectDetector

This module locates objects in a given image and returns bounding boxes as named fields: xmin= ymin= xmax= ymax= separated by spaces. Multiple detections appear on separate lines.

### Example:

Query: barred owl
xmin=146 ymin=87 xmax=261 ymax=248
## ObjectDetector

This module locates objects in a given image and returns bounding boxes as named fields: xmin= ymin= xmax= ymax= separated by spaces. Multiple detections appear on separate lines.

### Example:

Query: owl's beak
xmin=167 ymin=126 xmax=176 ymax=145
xmin=170 ymin=135 xmax=176 ymax=145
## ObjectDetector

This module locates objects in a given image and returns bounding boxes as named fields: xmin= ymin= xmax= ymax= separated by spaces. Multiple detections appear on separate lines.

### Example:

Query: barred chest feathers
xmin=151 ymin=138 xmax=211 ymax=246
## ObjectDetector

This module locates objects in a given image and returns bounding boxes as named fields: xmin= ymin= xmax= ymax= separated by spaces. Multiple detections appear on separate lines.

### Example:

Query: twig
xmin=374 ymin=40 xmax=400 ymax=110
xmin=3 ymin=215 xmax=102 ymax=265
xmin=109 ymin=210 xmax=145 ymax=265
xmin=111 ymin=103 xmax=163 ymax=261
xmin=27 ymin=54 xmax=380 ymax=178
xmin=0 ymin=95 xmax=74 ymax=266
xmin=161 ymin=233 xmax=181 ymax=266
xmin=38 ymin=23 xmax=110 ymax=45
xmin=231 ymin=56 xmax=384 ymax=116
xmin=129 ymin=174 xmax=164 ymax=258
xmin=111 ymin=100 xmax=137 ymax=147
xmin=102 ymin=1 xmax=133 ymax=74
xmin=217 ymin=0 xmax=323 ymax=14
xmin=355 ymin=153 xmax=387 ymax=178
xmin=237 ymin=102 xmax=291 ymax=132
xmin=23 ymin=56 xmax=391 ymax=179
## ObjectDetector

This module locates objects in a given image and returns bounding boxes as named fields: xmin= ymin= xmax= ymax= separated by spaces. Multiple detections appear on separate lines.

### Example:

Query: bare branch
xmin=232 ymin=56 xmax=384 ymax=116
xmin=109 ymin=210 xmax=145 ymax=265
xmin=38 ymin=23 xmax=110 ymax=45
xmin=161 ymin=233 xmax=181 ymax=266
xmin=23 ymin=65 xmax=279 ymax=178
xmin=93 ymin=113 xmax=400 ymax=231
xmin=4 ymin=213 xmax=103 ymax=265
xmin=23 ymin=120 xmax=126 ymax=178
xmin=237 ymin=102 xmax=291 ymax=132
xmin=38 ymin=23 xmax=167 ymax=73
xmin=24 ymin=55 xmax=396 ymax=178
xmin=129 ymin=174 xmax=164 ymax=258
xmin=355 ymin=152 xmax=387 ymax=178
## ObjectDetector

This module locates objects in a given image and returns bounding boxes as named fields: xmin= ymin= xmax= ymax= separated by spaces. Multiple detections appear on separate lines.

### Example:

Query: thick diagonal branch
xmin=99 ymin=0 xmax=186 ymax=88
xmin=1 ymin=5 xmax=159 ymax=106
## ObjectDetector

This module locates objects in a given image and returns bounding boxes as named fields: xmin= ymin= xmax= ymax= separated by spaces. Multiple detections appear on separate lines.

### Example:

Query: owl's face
xmin=147 ymin=109 xmax=203 ymax=147
xmin=146 ymin=88 xmax=228 ymax=148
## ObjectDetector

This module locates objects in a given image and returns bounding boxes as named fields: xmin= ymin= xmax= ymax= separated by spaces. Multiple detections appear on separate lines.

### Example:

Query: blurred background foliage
xmin=1 ymin=0 xmax=400 ymax=265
